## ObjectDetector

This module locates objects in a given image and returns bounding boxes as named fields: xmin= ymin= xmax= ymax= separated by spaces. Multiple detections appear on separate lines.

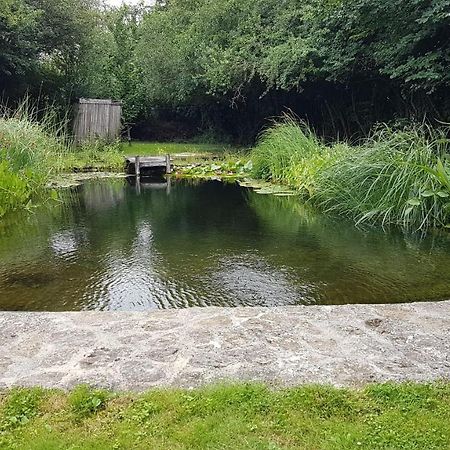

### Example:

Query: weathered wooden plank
xmin=126 ymin=157 xmax=169 ymax=163
xmin=73 ymin=98 xmax=122 ymax=144
xmin=125 ymin=155 xmax=173 ymax=175
xmin=135 ymin=156 xmax=140 ymax=177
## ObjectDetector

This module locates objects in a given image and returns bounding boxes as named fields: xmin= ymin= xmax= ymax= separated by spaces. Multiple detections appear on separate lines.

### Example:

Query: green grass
xmin=124 ymin=141 xmax=234 ymax=157
xmin=59 ymin=140 xmax=124 ymax=172
xmin=59 ymin=141 xmax=240 ymax=173
xmin=0 ymin=383 xmax=449 ymax=449
xmin=0 ymin=106 xmax=68 ymax=217
xmin=251 ymin=117 xmax=450 ymax=232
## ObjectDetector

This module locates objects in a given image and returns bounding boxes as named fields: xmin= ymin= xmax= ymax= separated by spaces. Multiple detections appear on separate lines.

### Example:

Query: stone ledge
xmin=1 ymin=301 xmax=449 ymax=391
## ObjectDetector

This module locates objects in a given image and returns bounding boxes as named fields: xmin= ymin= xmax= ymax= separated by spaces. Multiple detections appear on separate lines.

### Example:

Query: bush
xmin=252 ymin=117 xmax=349 ymax=196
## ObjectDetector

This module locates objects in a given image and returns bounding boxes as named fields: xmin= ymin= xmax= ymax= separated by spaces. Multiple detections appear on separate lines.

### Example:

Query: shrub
xmin=252 ymin=116 xmax=348 ymax=196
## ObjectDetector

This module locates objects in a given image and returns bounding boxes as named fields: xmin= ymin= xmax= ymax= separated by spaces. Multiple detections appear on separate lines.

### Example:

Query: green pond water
xmin=0 ymin=178 xmax=449 ymax=311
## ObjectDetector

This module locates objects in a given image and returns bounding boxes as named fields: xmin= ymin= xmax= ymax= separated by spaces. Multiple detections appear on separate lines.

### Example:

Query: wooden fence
xmin=73 ymin=98 xmax=122 ymax=144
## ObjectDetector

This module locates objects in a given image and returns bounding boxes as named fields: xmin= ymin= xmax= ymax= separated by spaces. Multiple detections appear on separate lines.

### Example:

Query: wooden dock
xmin=125 ymin=155 xmax=172 ymax=176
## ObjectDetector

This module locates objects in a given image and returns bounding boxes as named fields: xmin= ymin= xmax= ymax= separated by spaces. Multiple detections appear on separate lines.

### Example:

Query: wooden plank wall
xmin=73 ymin=99 xmax=122 ymax=144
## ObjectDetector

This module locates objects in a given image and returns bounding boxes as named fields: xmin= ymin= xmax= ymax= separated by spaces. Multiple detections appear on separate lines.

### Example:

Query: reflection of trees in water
xmin=247 ymin=191 xmax=450 ymax=303
xmin=2 ymin=179 xmax=450 ymax=310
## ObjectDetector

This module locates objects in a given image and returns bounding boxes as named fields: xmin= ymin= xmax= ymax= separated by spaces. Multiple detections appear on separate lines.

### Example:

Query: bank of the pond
xmin=251 ymin=119 xmax=450 ymax=232
xmin=1 ymin=382 xmax=449 ymax=449
xmin=0 ymin=110 xmax=241 ymax=216
xmin=0 ymin=112 xmax=125 ymax=217
xmin=1 ymin=301 xmax=449 ymax=391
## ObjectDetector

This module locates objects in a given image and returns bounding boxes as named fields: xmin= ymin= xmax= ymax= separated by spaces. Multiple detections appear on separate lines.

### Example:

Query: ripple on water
xmin=0 ymin=178 xmax=450 ymax=311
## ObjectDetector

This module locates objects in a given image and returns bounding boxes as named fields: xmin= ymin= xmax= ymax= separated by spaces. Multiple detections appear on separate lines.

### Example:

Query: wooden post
xmin=165 ymin=154 xmax=172 ymax=174
xmin=166 ymin=174 xmax=171 ymax=195
xmin=136 ymin=176 xmax=141 ymax=195
xmin=135 ymin=156 xmax=140 ymax=177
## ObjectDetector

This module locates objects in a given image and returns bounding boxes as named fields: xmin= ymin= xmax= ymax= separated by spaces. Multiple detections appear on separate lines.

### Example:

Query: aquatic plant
xmin=251 ymin=118 xmax=450 ymax=232
xmin=315 ymin=125 xmax=450 ymax=230
xmin=0 ymin=103 xmax=68 ymax=217
xmin=176 ymin=156 xmax=252 ymax=180
xmin=252 ymin=116 xmax=348 ymax=196
xmin=0 ymin=101 xmax=127 ymax=217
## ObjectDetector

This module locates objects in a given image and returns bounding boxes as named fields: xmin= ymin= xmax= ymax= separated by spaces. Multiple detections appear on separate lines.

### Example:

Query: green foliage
xmin=314 ymin=126 xmax=450 ymax=230
xmin=3 ymin=0 xmax=449 ymax=139
xmin=0 ymin=0 xmax=38 ymax=88
xmin=0 ymin=161 xmax=34 ymax=217
xmin=0 ymin=388 xmax=43 ymax=431
xmin=2 ymin=0 xmax=449 ymax=139
xmin=78 ymin=4 xmax=147 ymax=122
xmin=134 ymin=0 xmax=449 ymax=130
xmin=251 ymin=118 xmax=450 ymax=231
xmin=61 ymin=140 xmax=124 ymax=173
xmin=177 ymin=157 xmax=252 ymax=180
xmin=0 ymin=0 xmax=100 ymax=103
xmin=68 ymin=385 xmax=110 ymax=420
xmin=252 ymin=117 xmax=349 ymax=196
xmin=0 ymin=383 xmax=449 ymax=449
xmin=0 ymin=104 xmax=68 ymax=216
xmin=317 ymin=0 xmax=450 ymax=92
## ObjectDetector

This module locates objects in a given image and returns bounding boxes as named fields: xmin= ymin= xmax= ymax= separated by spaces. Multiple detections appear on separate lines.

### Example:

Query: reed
xmin=0 ymin=102 xmax=69 ymax=216
xmin=251 ymin=118 xmax=450 ymax=232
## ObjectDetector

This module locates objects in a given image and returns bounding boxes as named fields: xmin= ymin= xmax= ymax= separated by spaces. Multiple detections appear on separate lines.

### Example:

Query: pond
xmin=0 ymin=178 xmax=449 ymax=311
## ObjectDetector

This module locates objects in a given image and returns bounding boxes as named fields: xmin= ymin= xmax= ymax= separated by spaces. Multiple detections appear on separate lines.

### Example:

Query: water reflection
xmin=0 ymin=178 xmax=449 ymax=311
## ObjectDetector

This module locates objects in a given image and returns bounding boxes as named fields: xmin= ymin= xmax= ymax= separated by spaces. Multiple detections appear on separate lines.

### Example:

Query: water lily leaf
xmin=238 ymin=179 xmax=272 ymax=189
xmin=255 ymin=185 xmax=297 ymax=195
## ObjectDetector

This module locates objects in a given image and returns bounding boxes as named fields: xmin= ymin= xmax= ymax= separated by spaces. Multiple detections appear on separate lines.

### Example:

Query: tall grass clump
xmin=315 ymin=125 xmax=450 ymax=231
xmin=252 ymin=116 xmax=348 ymax=196
xmin=251 ymin=117 xmax=450 ymax=232
xmin=0 ymin=103 xmax=68 ymax=217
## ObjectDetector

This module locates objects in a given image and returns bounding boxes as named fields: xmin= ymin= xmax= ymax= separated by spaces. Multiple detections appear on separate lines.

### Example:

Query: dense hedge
xmin=2 ymin=0 xmax=449 ymax=141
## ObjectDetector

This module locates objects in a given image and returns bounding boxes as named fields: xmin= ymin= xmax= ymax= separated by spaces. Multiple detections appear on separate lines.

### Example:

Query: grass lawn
xmin=122 ymin=141 xmax=236 ymax=157
xmin=60 ymin=141 xmax=242 ymax=173
xmin=0 ymin=382 xmax=449 ymax=449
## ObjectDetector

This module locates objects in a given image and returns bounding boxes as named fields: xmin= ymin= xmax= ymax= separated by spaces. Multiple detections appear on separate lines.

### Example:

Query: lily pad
xmin=274 ymin=192 xmax=299 ymax=197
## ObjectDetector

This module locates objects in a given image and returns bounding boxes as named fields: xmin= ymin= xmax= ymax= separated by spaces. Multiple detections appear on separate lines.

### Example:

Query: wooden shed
xmin=73 ymin=98 xmax=122 ymax=143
